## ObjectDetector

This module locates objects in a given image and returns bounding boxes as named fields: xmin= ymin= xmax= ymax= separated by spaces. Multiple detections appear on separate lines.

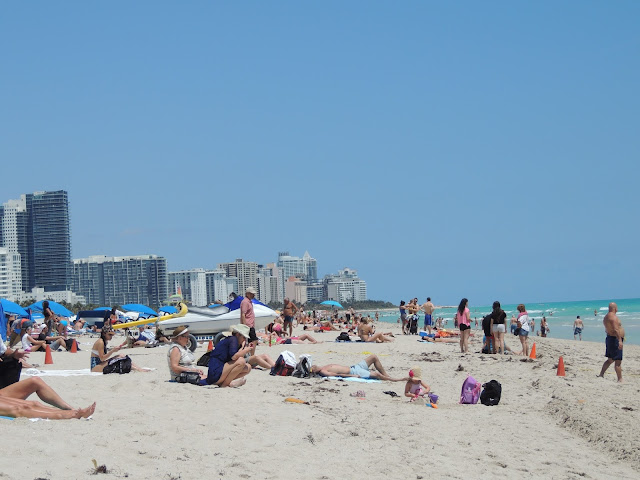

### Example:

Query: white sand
xmin=2 ymin=323 xmax=639 ymax=479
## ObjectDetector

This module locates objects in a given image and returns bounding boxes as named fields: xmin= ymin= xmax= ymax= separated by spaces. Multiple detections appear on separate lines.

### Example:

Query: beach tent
xmin=28 ymin=300 xmax=73 ymax=317
xmin=0 ymin=298 xmax=29 ymax=317
xmin=121 ymin=304 xmax=157 ymax=317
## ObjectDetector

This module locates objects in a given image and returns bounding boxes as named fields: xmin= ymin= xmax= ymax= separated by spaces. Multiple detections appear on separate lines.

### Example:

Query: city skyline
xmin=2 ymin=3 xmax=638 ymax=306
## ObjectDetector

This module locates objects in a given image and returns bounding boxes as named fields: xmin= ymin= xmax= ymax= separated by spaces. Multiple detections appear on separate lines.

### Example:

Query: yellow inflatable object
xmin=112 ymin=303 xmax=188 ymax=330
xmin=284 ymin=397 xmax=309 ymax=405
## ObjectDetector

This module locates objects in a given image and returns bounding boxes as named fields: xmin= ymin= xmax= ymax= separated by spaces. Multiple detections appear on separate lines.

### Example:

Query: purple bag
xmin=460 ymin=375 xmax=481 ymax=404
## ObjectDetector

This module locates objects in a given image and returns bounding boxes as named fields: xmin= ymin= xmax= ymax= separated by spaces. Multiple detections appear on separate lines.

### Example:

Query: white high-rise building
xmin=168 ymin=268 xmax=208 ymax=306
xmin=257 ymin=264 xmax=279 ymax=305
xmin=218 ymin=259 xmax=258 ymax=299
xmin=276 ymin=251 xmax=317 ymax=301
xmin=0 ymin=247 xmax=22 ymax=300
xmin=324 ymin=268 xmax=367 ymax=303
xmin=205 ymin=268 xmax=236 ymax=304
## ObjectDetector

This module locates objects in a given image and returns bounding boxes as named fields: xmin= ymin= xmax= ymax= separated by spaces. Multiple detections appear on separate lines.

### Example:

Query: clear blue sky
xmin=2 ymin=2 xmax=638 ymax=306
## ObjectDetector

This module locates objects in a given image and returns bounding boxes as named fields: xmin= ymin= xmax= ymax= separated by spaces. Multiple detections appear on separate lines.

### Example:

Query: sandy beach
xmin=3 ymin=322 xmax=639 ymax=479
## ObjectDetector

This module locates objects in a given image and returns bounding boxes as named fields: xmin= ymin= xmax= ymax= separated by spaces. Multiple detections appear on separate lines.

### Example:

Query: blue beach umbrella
xmin=94 ymin=307 xmax=112 ymax=311
xmin=121 ymin=304 xmax=158 ymax=317
xmin=0 ymin=298 xmax=29 ymax=317
xmin=28 ymin=300 xmax=73 ymax=317
xmin=158 ymin=305 xmax=177 ymax=314
xmin=320 ymin=300 xmax=344 ymax=309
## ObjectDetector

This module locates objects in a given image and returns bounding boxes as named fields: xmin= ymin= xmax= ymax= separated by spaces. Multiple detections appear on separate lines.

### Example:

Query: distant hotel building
xmin=0 ymin=190 xmax=72 ymax=298
xmin=324 ymin=268 xmax=367 ymax=303
xmin=168 ymin=268 xmax=238 ymax=306
xmin=217 ymin=259 xmax=258 ymax=298
xmin=72 ymin=254 xmax=168 ymax=308
xmin=0 ymin=247 xmax=22 ymax=300
xmin=277 ymin=251 xmax=317 ymax=301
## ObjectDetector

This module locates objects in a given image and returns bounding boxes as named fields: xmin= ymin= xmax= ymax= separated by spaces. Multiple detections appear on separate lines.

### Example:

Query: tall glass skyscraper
xmin=25 ymin=191 xmax=71 ymax=291
xmin=72 ymin=255 xmax=168 ymax=308
xmin=0 ymin=190 xmax=71 ymax=292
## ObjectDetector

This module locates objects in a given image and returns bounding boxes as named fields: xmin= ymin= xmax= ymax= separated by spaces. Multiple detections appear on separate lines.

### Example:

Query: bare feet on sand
xmin=229 ymin=378 xmax=246 ymax=388
xmin=73 ymin=402 xmax=97 ymax=419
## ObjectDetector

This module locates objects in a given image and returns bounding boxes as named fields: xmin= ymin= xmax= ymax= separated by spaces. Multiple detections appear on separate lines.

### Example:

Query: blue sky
xmin=2 ymin=2 xmax=638 ymax=306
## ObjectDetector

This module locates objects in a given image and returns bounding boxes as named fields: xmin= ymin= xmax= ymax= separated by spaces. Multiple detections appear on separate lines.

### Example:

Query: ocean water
xmin=369 ymin=298 xmax=640 ymax=346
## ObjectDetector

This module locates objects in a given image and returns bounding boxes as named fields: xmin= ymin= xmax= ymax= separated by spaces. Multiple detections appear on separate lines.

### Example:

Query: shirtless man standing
xmin=573 ymin=316 xmax=584 ymax=340
xmin=282 ymin=298 xmax=298 ymax=337
xmin=598 ymin=303 xmax=624 ymax=383
xmin=421 ymin=297 xmax=436 ymax=334
xmin=311 ymin=354 xmax=403 ymax=381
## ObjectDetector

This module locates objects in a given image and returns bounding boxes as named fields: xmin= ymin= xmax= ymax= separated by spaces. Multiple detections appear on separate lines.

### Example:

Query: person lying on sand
xmin=267 ymin=324 xmax=322 ymax=344
xmin=311 ymin=354 xmax=403 ymax=381
xmin=0 ymin=378 xmax=96 ymax=419
xmin=357 ymin=318 xmax=393 ymax=343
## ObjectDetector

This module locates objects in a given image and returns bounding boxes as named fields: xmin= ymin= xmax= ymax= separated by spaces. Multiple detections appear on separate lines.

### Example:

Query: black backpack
xmin=480 ymin=380 xmax=502 ymax=406
xmin=103 ymin=355 xmax=132 ymax=375
xmin=336 ymin=332 xmax=351 ymax=342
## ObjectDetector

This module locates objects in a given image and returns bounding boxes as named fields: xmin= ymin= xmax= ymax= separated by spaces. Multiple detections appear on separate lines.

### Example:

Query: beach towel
xmin=22 ymin=368 xmax=103 ymax=377
xmin=326 ymin=376 xmax=381 ymax=383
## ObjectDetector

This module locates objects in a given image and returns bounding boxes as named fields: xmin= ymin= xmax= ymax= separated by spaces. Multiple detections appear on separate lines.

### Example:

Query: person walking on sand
xmin=598 ymin=303 xmax=624 ymax=383
xmin=517 ymin=304 xmax=531 ymax=357
xmin=456 ymin=298 xmax=471 ymax=353
xmin=282 ymin=298 xmax=298 ymax=337
xmin=420 ymin=297 xmax=436 ymax=335
xmin=573 ymin=316 xmax=584 ymax=340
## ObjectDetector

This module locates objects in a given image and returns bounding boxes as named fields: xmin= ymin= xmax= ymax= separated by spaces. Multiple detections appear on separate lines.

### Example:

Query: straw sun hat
xmin=409 ymin=366 xmax=422 ymax=381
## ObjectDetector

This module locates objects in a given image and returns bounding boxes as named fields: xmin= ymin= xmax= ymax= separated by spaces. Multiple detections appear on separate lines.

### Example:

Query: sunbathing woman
xmin=357 ymin=318 xmax=394 ymax=343
xmin=0 ymin=377 xmax=96 ymax=419
xmin=267 ymin=324 xmax=321 ymax=344
xmin=90 ymin=325 xmax=149 ymax=373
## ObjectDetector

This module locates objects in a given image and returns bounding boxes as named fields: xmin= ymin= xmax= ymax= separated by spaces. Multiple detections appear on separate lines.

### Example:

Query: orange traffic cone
xmin=557 ymin=356 xmax=565 ymax=376
xmin=529 ymin=342 xmax=537 ymax=359
xmin=70 ymin=339 xmax=78 ymax=353
xmin=44 ymin=345 xmax=54 ymax=364
xmin=207 ymin=340 xmax=213 ymax=352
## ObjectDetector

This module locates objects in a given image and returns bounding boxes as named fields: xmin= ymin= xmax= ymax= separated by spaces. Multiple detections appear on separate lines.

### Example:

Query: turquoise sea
xmin=369 ymin=298 xmax=640 ymax=346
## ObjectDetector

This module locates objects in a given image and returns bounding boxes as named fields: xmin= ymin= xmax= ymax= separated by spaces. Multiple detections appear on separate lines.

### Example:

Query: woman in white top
xmin=517 ymin=304 xmax=531 ymax=357
xmin=21 ymin=326 xmax=47 ymax=352
xmin=167 ymin=326 xmax=206 ymax=383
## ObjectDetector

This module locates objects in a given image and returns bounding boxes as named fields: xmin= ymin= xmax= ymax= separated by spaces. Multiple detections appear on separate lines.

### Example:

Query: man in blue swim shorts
xmin=421 ymin=297 xmax=436 ymax=335
xmin=573 ymin=316 xmax=584 ymax=340
xmin=311 ymin=355 xmax=403 ymax=381
xmin=598 ymin=303 xmax=624 ymax=383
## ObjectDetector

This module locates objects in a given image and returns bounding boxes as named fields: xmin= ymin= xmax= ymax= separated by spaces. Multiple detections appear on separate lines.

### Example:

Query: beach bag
xmin=196 ymin=351 xmax=212 ymax=367
xmin=270 ymin=351 xmax=296 ymax=376
xmin=460 ymin=375 xmax=481 ymax=404
xmin=480 ymin=380 xmax=502 ymax=406
xmin=103 ymin=355 xmax=132 ymax=375
xmin=177 ymin=372 xmax=201 ymax=385
xmin=292 ymin=354 xmax=313 ymax=378
xmin=336 ymin=332 xmax=351 ymax=342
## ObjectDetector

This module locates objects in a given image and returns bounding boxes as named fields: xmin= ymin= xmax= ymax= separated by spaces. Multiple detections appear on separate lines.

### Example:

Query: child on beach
xmin=404 ymin=367 xmax=430 ymax=402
